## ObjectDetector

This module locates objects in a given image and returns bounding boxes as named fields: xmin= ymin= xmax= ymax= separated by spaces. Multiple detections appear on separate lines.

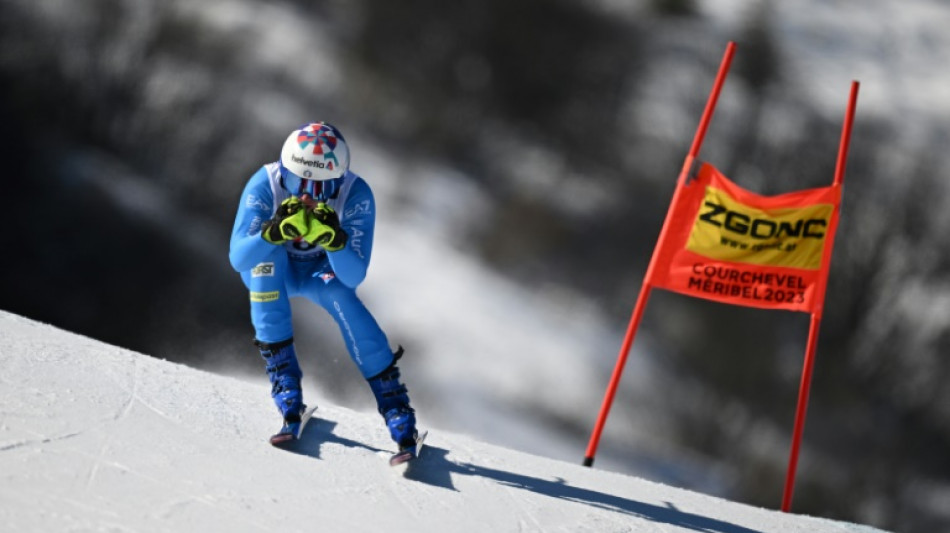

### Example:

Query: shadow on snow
xmin=408 ymin=446 xmax=763 ymax=533
xmin=279 ymin=416 xmax=389 ymax=458
xmin=283 ymin=415 xmax=763 ymax=533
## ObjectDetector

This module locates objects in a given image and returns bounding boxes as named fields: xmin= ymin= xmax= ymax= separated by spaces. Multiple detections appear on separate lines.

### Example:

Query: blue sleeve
xmin=328 ymin=177 xmax=377 ymax=288
xmin=229 ymin=167 xmax=277 ymax=273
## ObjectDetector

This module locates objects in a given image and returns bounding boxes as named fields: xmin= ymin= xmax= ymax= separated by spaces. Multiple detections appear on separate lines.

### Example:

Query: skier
xmin=229 ymin=122 xmax=418 ymax=453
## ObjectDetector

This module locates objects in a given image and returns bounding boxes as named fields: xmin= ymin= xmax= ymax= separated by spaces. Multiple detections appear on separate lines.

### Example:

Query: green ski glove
xmin=279 ymin=202 xmax=348 ymax=250
xmin=311 ymin=202 xmax=348 ymax=251
xmin=261 ymin=197 xmax=305 ymax=244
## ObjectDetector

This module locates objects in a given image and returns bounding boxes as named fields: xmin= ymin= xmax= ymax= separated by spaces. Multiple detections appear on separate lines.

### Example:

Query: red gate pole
xmin=781 ymin=80 xmax=859 ymax=511
xmin=833 ymin=81 xmax=860 ymax=187
xmin=781 ymin=313 xmax=823 ymax=511
xmin=583 ymin=42 xmax=737 ymax=467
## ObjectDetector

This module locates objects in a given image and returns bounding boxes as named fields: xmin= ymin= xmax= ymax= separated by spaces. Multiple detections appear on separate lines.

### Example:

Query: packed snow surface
xmin=0 ymin=311 xmax=889 ymax=533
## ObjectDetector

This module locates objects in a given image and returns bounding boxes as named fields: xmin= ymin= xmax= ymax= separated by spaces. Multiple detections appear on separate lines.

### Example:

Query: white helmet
xmin=279 ymin=122 xmax=350 ymax=182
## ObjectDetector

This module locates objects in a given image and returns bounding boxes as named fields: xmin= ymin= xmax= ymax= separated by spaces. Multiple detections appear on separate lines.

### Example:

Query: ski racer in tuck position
xmin=229 ymin=122 xmax=418 ymax=452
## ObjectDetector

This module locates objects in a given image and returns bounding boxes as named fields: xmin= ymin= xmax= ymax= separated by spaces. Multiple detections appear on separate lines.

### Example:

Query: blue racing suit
xmin=229 ymin=162 xmax=394 ymax=379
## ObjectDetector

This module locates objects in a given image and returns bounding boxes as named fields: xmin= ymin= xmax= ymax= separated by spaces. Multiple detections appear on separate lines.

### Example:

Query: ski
xmin=389 ymin=430 xmax=428 ymax=470
xmin=269 ymin=404 xmax=318 ymax=447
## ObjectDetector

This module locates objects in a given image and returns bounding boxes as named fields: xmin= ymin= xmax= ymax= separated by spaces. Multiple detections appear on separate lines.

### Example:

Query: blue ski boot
xmin=256 ymin=338 xmax=305 ymax=445
xmin=269 ymin=404 xmax=309 ymax=446
xmin=367 ymin=347 xmax=418 ymax=450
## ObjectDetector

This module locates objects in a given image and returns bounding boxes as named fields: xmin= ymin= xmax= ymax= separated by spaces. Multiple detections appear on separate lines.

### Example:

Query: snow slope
xmin=0 ymin=311 xmax=888 ymax=533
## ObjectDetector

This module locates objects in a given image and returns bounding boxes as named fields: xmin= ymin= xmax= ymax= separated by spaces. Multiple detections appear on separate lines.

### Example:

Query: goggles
xmin=280 ymin=166 xmax=341 ymax=201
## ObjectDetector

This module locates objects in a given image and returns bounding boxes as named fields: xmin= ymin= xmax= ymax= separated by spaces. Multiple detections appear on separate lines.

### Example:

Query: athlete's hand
xmin=260 ymin=196 xmax=347 ymax=250
xmin=261 ymin=197 xmax=306 ymax=244
xmin=311 ymin=202 xmax=347 ymax=251
xmin=279 ymin=202 xmax=347 ymax=250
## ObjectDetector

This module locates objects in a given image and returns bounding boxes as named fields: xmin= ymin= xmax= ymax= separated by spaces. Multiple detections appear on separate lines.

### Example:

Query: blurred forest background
xmin=2 ymin=0 xmax=949 ymax=532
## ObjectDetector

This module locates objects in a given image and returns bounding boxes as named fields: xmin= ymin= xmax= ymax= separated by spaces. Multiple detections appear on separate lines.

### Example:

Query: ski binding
xmin=389 ymin=430 xmax=428 ymax=470
xmin=269 ymin=404 xmax=318 ymax=447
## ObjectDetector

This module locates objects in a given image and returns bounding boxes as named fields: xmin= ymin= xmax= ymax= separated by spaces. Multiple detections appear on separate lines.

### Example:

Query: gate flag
xmin=646 ymin=162 xmax=843 ymax=315
xmin=583 ymin=40 xmax=859 ymax=514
